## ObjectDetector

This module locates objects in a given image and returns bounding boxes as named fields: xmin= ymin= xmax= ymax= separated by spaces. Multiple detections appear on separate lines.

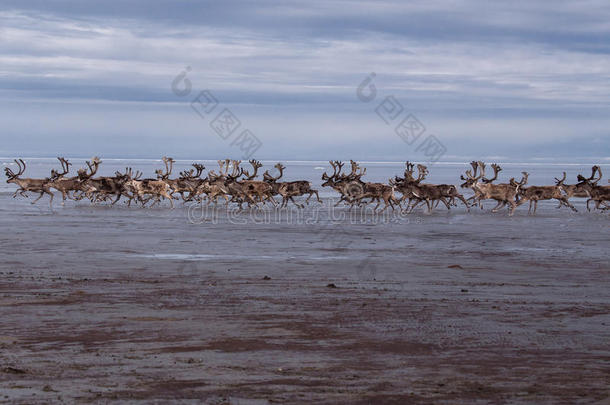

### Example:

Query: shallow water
xmin=1 ymin=158 xmax=608 ymax=403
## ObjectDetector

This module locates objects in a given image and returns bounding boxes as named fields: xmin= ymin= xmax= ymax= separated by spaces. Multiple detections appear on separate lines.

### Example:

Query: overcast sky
xmin=1 ymin=0 xmax=609 ymax=161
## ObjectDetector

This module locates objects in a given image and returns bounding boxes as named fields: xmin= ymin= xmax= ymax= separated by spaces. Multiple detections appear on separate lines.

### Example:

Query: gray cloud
xmin=0 ymin=1 xmax=609 ymax=160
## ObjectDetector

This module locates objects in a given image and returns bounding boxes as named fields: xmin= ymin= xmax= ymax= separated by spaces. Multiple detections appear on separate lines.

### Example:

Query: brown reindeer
xmin=174 ymin=163 xmax=207 ymax=202
xmin=201 ymin=159 xmax=233 ymax=205
xmin=321 ymin=161 xmax=361 ymax=207
xmin=392 ymin=163 xmax=467 ymax=213
xmin=461 ymin=161 xmax=527 ymax=216
xmin=47 ymin=157 xmax=98 ymax=204
xmin=263 ymin=163 xmax=321 ymax=208
xmin=4 ymin=159 xmax=54 ymax=206
xmin=77 ymin=160 xmax=137 ymax=205
xmin=410 ymin=164 xmax=469 ymax=213
xmin=322 ymin=160 xmax=397 ymax=211
xmin=516 ymin=178 xmax=578 ymax=215
xmin=575 ymin=166 xmax=610 ymax=211
xmin=133 ymin=171 xmax=176 ymax=208
xmin=461 ymin=162 xmax=502 ymax=209
xmin=239 ymin=160 xmax=278 ymax=207
xmin=155 ymin=156 xmax=200 ymax=202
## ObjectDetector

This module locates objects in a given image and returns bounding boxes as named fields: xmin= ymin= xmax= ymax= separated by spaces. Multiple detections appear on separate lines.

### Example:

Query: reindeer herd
xmin=4 ymin=157 xmax=609 ymax=215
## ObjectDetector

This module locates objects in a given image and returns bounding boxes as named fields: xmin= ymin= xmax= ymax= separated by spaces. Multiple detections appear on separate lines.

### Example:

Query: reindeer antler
xmin=416 ymin=164 xmax=428 ymax=182
xmin=323 ymin=160 xmax=344 ymax=180
xmin=404 ymin=161 xmax=416 ymax=182
xmin=6 ymin=159 xmax=26 ymax=179
xmin=554 ymin=172 xmax=567 ymax=186
xmin=590 ymin=165 xmax=602 ymax=185
xmin=242 ymin=159 xmax=262 ymax=180
xmin=192 ymin=164 xmax=205 ymax=178
xmin=482 ymin=163 xmax=501 ymax=183
xmin=264 ymin=162 xmax=285 ymax=182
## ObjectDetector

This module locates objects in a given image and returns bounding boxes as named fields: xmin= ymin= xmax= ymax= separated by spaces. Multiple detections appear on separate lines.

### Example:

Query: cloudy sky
xmin=1 ymin=0 xmax=609 ymax=161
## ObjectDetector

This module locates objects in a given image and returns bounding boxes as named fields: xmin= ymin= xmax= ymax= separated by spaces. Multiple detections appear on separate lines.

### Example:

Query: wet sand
xmin=0 ymin=195 xmax=609 ymax=404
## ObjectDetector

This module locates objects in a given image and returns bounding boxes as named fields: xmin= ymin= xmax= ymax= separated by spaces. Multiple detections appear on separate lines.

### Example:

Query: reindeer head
xmin=576 ymin=165 xmax=603 ymax=188
xmin=242 ymin=159 xmax=263 ymax=180
xmin=460 ymin=161 xmax=483 ymax=188
xmin=49 ymin=157 xmax=71 ymax=180
xmin=263 ymin=162 xmax=285 ymax=183
xmin=79 ymin=157 xmax=101 ymax=180
xmin=321 ymin=160 xmax=344 ymax=187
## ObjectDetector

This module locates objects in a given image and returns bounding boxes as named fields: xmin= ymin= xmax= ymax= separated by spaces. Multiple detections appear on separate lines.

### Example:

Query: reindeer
xmin=392 ymin=162 xmax=468 ymax=213
xmin=77 ymin=159 xmax=137 ymax=205
xmin=174 ymin=163 xmax=206 ymax=202
xmin=239 ymin=160 xmax=278 ymax=207
xmin=128 ymin=163 xmax=176 ymax=208
xmin=347 ymin=160 xmax=399 ymax=211
xmin=321 ymin=161 xmax=362 ymax=208
xmin=516 ymin=177 xmax=578 ymax=215
xmin=413 ymin=164 xmax=469 ymax=213
xmin=263 ymin=163 xmax=321 ymax=208
xmin=200 ymin=159 xmax=233 ymax=206
xmin=461 ymin=162 xmax=502 ymax=209
xmin=460 ymin=161 xmax=527 ymax=216
xmin=574 ymin=166 xmax=610 ymax=211
xmin=4 ymin=159 xmax=54 ymax=206
xmin=390 ymin=162 xmax=424 ymax=210
xmin=47 ymin=157 xmax=98 ymax=204
xmin=154 ymin=156 xmax=198 ymax=203
xmin=321 ymin=160 xmax=397 ymax=211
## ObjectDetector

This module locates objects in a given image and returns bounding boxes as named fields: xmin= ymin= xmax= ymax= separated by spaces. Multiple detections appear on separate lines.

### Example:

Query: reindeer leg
xmin=508 ymin=201 xmax=517 ymax=216
xmin=456 ymin=195 xmax=470 ymax=212
xmin=112 ymin=194 xmax=123 ymax=205
xmin=165 ymin=192 xmax=175 ymax=209
xmin=490 ymin=200 xmax=505 ymax=213
xmin=408 ymin=199 xmax=422 ymax=213
xmin=32 ymin=191 xmax=45 ymax=204
xmin=47 ymin=189 xmax=54 ymax=207
xmin=586 ymin=199 xmax=593 ymax=212
xmin=289 ymin=196 xmax=303 ymax=209
xmin=314 ymin=190 xmax=322 ymax=203
xmin=425 ymin=199 xmax=433 ymax=214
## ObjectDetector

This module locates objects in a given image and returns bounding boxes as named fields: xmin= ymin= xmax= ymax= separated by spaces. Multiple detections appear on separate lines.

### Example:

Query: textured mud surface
xmin=0 ymin=194 xmax=609 ymax=404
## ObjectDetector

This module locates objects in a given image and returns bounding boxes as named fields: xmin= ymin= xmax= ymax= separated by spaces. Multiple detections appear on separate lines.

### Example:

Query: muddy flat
xmin=1 ymin=190 xmax=609 ymax=404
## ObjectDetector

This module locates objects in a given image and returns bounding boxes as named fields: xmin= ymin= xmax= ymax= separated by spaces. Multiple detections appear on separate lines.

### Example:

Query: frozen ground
xmin=0 ymin=160 xmax=609 ymax=403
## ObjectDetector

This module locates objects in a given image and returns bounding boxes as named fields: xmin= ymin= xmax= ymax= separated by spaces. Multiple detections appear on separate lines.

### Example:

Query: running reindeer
xmin=460 ymin=161 xmax=528 ymax=216
xmin=321 ymin=160 xmax=398 ymax=211
xmin=263 ymin=163 xmax=321 ymax=208
xmin=48 ymin=157 xmax=102 ymax=204
xmin=391 ymin=162 xmax=469 ymax=213
xmin=574 ymin=166 xmax=610 ymax=211
xmin=4 ymin=159 xmax=54 ymax=206
xmin=516 ymin=174 xmax=578 ymax=215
